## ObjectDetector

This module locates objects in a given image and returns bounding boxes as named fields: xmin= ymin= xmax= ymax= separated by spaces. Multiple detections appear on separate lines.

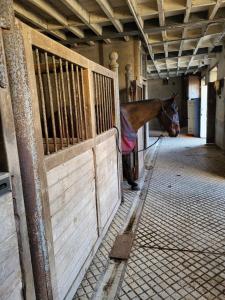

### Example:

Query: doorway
xmin=200 ymin=77 xmax=207 ymax=138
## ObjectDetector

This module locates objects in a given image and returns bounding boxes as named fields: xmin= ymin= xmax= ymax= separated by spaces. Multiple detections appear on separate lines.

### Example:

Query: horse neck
xmin=121 ymin=99 xmax=162 ymax=132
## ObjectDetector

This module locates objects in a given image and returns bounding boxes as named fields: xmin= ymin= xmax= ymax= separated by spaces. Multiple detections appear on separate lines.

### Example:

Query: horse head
xmin=158 ymin=94 xmax=180 ymax=137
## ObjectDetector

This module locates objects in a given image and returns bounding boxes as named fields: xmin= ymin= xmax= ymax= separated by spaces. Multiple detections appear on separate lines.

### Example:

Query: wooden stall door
xmin=8 ymin=20 xmax=121 ymax=300
xmin=207 ymin=82 xmax=216 ymax=143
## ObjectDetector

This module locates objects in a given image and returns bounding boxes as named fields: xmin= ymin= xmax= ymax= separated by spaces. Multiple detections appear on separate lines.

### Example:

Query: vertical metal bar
xmin=52 ymin=56 xmax=63 ymax=149
xmin=110 ymin=79 xmax=114 ymax=126
xmin=71 ymin=64 xmax=80 ymax=142
xmin=80 ymin=68 xmax=88 ymax=139
xmin=104 ymin=76 xmax=110 ymax=130
xmin=44 ymin=52 xmax=57 ymax=153
xmin=94 ymin=73 xmax=100 ymax=134
xmin=101 ymin=75 xmax=107 ymax=132
xmin=66 ymin=61 xmax=75 ymax=144
xmin=102 ymin=75 xmax=107 ymax=130
xmin=97 ymin=74 xmax=103 ymax=133
xmin=106 ymin=77 xmax=112 ymax=128
xmin=35 ymin=48 xmax=49 ymax=155
xmin=58 ymin=72 xmax=65 ymax=141
xmin=73 ymin=66 xmax=82 ymax=140
xmin=76 ymin=65 xmax=84 ymax=139
xmin=59 ymin=58 xmax=69 ymax=146
xmin=110 ymin=78 xmax=115 ymax=125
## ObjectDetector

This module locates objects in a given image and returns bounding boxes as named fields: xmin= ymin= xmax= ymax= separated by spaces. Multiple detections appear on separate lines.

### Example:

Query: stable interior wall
xmin=147 ymin=77 xmax=186 ymax=131
xmin=75 ymin=38 xmax=142 ymax=102
xmin=203 ymin=42 xmax=225 ymax=149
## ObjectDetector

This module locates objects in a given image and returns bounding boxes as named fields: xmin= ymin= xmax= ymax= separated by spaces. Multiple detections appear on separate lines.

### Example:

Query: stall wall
xmin=203 ymin=44 xmax=225 ymax=149
xmin=0 ymin=190 xmax=23 ymax=300
xmin=6 ymin=20 xmax=121 ymax=300
xmin=47 ymin=150 xmax=97 ymax=300
xmin=75 ymin=38 xmax=142 ymax=102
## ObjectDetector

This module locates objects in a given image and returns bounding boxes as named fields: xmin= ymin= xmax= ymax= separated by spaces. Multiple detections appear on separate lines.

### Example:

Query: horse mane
xmin=121 ymin=96 xmax=174 ymax=107
xmin=121 ymin=98 xmax=159 ymax=106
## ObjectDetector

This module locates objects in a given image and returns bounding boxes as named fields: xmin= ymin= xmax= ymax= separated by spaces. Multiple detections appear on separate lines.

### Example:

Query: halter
xmin=160 ymin=100 xmax=179 ymax=125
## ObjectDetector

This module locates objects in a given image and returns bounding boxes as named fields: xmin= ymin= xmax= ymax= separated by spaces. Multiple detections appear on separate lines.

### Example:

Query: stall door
xmin=200 ymin=79 xmax=208 ymax=138
xmin=207 ymin=82 xmax=216 ymax=143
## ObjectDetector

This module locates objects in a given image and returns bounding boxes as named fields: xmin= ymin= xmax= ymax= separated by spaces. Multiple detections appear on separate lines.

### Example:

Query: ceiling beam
xmin=185 ymin=26 xmax=208 ymax=74
xmin=150 ymin=33 xmax=221 ymax=47
xmin=148 ymin=52 xmax=217 ymax=63
xmin=208 ymin=0 xmax=222 ymax=20
xmin=26 ymin=0 xmax=85 ymax=38
xmin=157 ymin=0 xmax=169 ymax=76
xmin=209 ymin=24 xmax=225 ymax=52
xmin=126 ymin=0 xmax=160 ymax=76
xmin=178 ymin=0 xmax=192 ymax=75
xmin=61 ymin=0 xmax=102 ymax=36
xmin=13 ymin=2 xmax=67 ymax=41
xmin=69 ymin=17 xmax=225 ymax=44
xmin=95 ymin=0 xmax=128 ymax=41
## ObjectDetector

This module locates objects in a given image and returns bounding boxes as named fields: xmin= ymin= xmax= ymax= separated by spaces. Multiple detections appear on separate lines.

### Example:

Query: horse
xmin=120 ymin=95 xmax=180 ymax=190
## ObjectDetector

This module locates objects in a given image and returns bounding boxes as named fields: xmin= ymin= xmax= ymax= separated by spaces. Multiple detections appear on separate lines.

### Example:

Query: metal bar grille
xmin=93 ymin=72 xmax=115 ymax=135
xmin=33 ymin=47 xmax=89 ymax=155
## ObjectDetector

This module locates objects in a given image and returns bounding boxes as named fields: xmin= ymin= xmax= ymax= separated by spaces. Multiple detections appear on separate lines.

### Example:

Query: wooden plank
xmin=109 ymin=233 xmax=135 ymax=260
xmin=95 ymin=135 xmax=119 ymax=229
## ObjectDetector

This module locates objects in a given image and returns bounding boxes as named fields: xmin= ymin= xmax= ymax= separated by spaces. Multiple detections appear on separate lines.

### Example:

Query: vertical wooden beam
xmin=0 ymin=23 xmax=35 ymax=300
xmin=109 ymin=51 xmax=122 ymax=202
xmin=2 ymin=15 xmax=58 ymax=300
xmin=125 ymin=64 xmax=132 ymax=102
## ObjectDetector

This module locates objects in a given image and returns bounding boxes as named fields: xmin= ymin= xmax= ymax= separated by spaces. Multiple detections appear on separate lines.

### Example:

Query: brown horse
xmin=121 ymin=95 xmax=180 ymax=190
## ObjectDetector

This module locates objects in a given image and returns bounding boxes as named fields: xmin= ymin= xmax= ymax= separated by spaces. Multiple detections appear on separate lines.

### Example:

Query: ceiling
xmin=14 ymin=0 xmax=225 ymax=78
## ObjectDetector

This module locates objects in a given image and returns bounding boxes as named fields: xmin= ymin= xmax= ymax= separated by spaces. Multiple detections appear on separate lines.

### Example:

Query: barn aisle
xmin=117 ymin=136 xmax=225 ymax=300
xmin=74 ymin=136 xmax=225 ymax=299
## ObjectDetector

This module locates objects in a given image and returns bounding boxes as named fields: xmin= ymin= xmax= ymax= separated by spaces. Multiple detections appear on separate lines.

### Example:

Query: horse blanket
xmin=121 ymin=109 xmax=137 ymax=154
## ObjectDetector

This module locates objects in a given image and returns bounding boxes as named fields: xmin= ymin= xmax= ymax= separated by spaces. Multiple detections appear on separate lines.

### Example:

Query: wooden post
xmin=109 ymin=51 xmax=123 ymax=202
xmin=0 ymin=2 xmax=36 ymax=299
xmin=125 ymin=64 xmax=132 ymax=102
xmin=2 ymin=2 xmax=57 ymax=299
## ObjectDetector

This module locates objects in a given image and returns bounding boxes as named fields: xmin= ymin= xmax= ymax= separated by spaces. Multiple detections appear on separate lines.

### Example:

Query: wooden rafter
xmin=157 ymin=0 xmax=169 ymax=76
xmin=126 ymin=0 xmax=160 ymax=76
xmin=14 ymin=2 xmax=67 ymax=42
xmin=95 ymin=0 xmax=129 ymax=41
xmin=26 ymin=0 xmax=84 ymax=38
xmin=185 ymin=26 xmax=209 ymax=74
xmin=208 ymin=0 xmax=222 ymax=20
xmin=177 ymin=0 xmax=192 ymax=75
xmin=13 ymin=0 xmax=225 ymax=76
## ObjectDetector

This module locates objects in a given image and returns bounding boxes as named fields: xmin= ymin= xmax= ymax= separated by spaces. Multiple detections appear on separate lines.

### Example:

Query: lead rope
xmin=113 ymin=125 xmax=164 ymax=154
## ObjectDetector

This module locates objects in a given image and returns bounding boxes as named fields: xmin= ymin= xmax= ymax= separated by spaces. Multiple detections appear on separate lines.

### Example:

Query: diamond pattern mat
xmin=118 ymin=136 xmax=225 ymax=300
xmin=118 ymin=247 xmax=225 ymax=300
xmin=135 ymin=137 xmax=225 ymax=252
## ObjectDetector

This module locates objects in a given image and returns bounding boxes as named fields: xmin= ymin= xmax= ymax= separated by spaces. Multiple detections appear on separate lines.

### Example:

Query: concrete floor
xmin=75 ymin=136 xmax=225 ymax=300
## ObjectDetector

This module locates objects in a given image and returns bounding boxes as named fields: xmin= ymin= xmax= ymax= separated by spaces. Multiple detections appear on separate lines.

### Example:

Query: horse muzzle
xmin=169 ymin=124 xmax=180 ymax=137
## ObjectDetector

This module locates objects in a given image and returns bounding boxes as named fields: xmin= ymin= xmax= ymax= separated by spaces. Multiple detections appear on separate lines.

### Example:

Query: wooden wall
xmin=0 ymin=189 xmax=23 ymax=300
xmin=7 ymin=20 xmax=121 ymax=299
xmin=96 ymin=135 xmax=119 ymax=230
xmin=46 ymin=133 xmax=120 ymax=299
xmin=47 ymin=150 xmax=98 ymax=299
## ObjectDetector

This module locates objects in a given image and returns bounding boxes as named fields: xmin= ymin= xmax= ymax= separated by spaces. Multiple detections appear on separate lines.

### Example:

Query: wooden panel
xmin=0 ymin=192 xmax=23 ymax=300
xmin=47 ymin=149 xmax=98 ymax=300
xmin=95 ymin=135 xmax=120 ymax=230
